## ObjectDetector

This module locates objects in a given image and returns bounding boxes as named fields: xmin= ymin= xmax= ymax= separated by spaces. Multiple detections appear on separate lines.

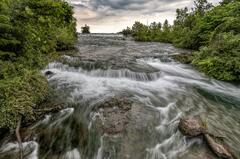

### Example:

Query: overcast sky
xmin=67 ymin=0 xmax=221 ymax=33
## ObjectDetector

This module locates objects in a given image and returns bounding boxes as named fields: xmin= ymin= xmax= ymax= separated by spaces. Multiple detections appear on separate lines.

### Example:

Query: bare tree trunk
xmin=15 ymin=118 xmax=23 ymax=159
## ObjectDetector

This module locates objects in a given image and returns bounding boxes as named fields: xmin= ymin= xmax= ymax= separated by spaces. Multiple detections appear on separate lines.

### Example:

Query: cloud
xmin=66 ymin=0 xmax=221 ymax=33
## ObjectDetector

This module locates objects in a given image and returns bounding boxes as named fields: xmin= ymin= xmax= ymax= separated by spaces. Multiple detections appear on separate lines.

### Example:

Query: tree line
xmin=121 ymin=0 xmax=240 ymax=81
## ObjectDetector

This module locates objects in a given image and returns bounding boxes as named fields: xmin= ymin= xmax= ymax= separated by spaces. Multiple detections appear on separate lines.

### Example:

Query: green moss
xmin=0 ymin=70 xmax=49 ymax=129
xmin=193 ymin=33 xmax=240 ymax=81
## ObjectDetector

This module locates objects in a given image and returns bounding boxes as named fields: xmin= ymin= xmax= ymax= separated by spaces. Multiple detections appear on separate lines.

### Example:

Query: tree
xmin=194 ymin=0 xmax=213 ymax=16
xmin=81 ymin=24 xmax=90 ymax=34
xmin=131 ymin=21 xmax=145 ymax=34
xmin=121 ymin=27 xmax=132 ymax=36
xmin=175 ymin=7 xmax=189 ymax=26
xmin=163 ymin=20 xmax=170 ymax=33
xmin=220 ymin=0 xmax=234 ymax=5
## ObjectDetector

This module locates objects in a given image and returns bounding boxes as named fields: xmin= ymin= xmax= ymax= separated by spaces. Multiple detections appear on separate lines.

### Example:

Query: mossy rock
xmin=171 ymin=53 xmax=194 ymax=64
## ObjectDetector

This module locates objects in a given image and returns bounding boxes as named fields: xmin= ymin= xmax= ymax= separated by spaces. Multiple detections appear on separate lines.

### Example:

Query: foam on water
xmin=0 ymin=141 xmax=39 ymax=159
xmin=45 ymin=62 xmax=161 ymax=82
xmin=64 ymin=148 xmax=81 ymax=159
xmin=96 ymin=136 xmax=104 ymax=159
xmin=42 ymin=56 xmax=240 ymax=158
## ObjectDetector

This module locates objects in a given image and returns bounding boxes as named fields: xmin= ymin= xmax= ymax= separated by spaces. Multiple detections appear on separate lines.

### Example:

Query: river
xmin=0 ymin=34 xmax=240 ymax=159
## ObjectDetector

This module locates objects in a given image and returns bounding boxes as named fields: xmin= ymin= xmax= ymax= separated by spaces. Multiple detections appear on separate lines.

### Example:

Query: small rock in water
xmin=178 ymin=116 xmax=205 ymax=137
xmin=204 ymin=134 xmax=234 ymax=159
xmin=44 ymin=70 xmax=54 ymax=76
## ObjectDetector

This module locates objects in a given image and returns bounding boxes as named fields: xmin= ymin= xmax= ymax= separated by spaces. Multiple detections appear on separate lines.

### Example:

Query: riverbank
xmin=0 ymin=0 xmax=77 ymax=131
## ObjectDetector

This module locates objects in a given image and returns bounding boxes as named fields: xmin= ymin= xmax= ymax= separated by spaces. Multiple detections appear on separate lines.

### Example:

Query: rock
xmin=178 ymin=117 xmax=205 ymax=137
xmin=204 ymin=134 xmax=234 ymax=159
xmin=171 ymin=53 xmax=193 ymax=64
xmin=0 ymin=128 xmax=9 ymax=141
xmin=22 ymin=102 xmax=65 ymax=127
xmin=179 ymin=117 xmax=236 ymax=159
xmin=44 ymin=70 xmax=54 ymax=76
xmin=94 ymin=98 xmax=132 ymax=135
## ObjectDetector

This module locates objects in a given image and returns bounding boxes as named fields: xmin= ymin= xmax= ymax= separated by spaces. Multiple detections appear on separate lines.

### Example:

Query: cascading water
xmin=45 ymin=62 xmax=161 ymax=82
xmin=0 ymin=34 xmax=240 ymax=159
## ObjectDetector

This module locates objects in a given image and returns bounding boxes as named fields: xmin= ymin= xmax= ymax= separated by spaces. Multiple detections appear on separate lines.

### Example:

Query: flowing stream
xmin=0 ymin=34 xmax=240 ymax=159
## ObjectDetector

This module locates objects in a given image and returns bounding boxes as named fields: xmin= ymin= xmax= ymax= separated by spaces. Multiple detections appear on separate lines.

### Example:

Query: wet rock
xmin=0 ymin=128 xmax=9 ymax=141
xmin=179 ymin=117 xmax=236 ymax=159
xmin=171 ymin=53 xmax=194 ymax=64
xmin=94 ymin=98 xmax=132 ymax=135
xmin=119 ymin=61 xmax=160 ymax=74
xmin=22 ymin=102 xmax=65 ymax=127
xmin=204 ymin=134 xmax=234 ymax=159
xmin=178 ymin=117 xmax=205 ymax=137
xmin=34 ymin=103 xmax=65 ymax=115
xmin=44 ymin=70 xmax=54 ymax=76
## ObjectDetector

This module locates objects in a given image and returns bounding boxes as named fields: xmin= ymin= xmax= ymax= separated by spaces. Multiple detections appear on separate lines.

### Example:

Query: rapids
xmin=0 ymin=34 xmax=239 ymax=159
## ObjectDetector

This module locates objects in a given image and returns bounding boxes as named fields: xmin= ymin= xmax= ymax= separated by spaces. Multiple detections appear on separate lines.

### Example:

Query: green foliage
xmin=81 ymin=24 xmax=90 ymax=34
xmin=0 ymin=0 xmax=77 ymax=129
xmin=193 ymin=33 xmax=240 ymax=81
xmin=193 ymin=0 xmax=213 ymax=16
xmin=0 ymin=70 xmax=49 ymax=128
xmin=122 ymin=21 xmax=171 ymax=43
xmin=172 ymin=0 xmax=240 ymax=50
xmin=171 ymin=0 xmax=240 ymax=81
xmin=190 ymin=1 xmax=240 ymax=81
xmin=121 ymin=27 xmax=132 ymax=36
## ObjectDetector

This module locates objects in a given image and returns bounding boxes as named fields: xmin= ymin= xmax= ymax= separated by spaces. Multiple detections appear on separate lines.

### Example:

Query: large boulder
xmin=178 ymin=116 xmax=205 ymax=137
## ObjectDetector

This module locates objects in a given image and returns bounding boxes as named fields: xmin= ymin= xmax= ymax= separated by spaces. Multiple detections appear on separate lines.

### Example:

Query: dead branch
xmin=15 ymin=118 xmax=23 ymax=159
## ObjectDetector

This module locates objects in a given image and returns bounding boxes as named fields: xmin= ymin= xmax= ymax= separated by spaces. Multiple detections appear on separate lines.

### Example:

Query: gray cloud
xmin=66 ymin=0 xmax=221 ymax=33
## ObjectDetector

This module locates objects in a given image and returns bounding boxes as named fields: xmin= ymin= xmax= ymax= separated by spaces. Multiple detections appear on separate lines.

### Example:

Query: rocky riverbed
xmin=0 ymin=34 xmax=240 ymax=159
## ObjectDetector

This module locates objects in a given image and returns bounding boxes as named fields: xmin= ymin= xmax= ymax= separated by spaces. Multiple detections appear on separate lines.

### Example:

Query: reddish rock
xmin=178 ymin=117 xmax=205 ymax=137
xmin=205 ymin=134 xmax=234 ymax=159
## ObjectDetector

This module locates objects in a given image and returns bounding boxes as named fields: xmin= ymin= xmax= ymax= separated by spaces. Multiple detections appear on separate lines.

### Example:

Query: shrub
xmin=193 ymin=33 xmax=240 ymax=81
xmin=0 ymin=70 xmax=49 ymax=128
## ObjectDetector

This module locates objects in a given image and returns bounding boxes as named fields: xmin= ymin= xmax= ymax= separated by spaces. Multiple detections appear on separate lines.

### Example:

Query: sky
xmin=66 ymin=0 xmax=221 ymax=33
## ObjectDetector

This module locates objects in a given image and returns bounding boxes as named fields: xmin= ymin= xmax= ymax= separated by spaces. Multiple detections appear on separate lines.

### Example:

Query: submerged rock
xmin=204 ymin=134 xmax=234 ymax=159
xmin=178 ymin=117 xmax=205 ymax=137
